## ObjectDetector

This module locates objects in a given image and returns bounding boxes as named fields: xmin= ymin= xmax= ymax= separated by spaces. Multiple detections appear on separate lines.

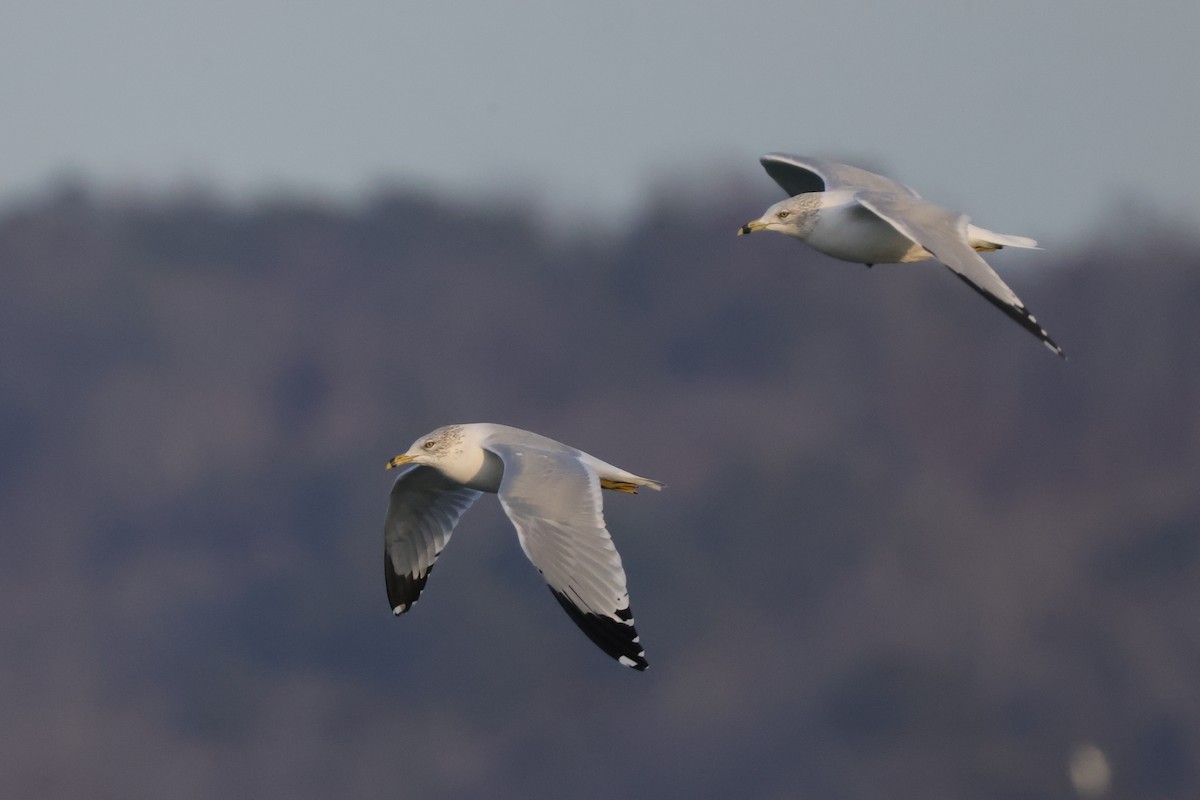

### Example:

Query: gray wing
xmin=489 ymin=443 xmax=648 ymax=670
xmin=855 ymin=191 xmax=1064 ymax=357
xmin=384 ymin=465 xmax=482 ymax=614
xmin=761 ymin=153 xmax=920 ymax=197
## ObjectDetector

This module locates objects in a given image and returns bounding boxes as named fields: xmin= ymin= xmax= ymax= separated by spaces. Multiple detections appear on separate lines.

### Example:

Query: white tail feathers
xmin=967 ymin=224 xmax=1040 ymax=251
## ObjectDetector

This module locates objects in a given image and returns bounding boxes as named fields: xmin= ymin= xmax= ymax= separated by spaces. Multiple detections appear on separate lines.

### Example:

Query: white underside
xmin=795 ymin=196 xmax=1037 ymax=266
xmin=803 ymin=199 xmax=926 ymax=264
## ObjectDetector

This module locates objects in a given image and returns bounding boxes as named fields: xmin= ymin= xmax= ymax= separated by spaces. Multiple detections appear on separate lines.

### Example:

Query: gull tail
xmin=600 ymin=476 xmax=665 ymax=494
xmin=629 ymin=474 xmax=665 ymax=492
xmin=967 ymin=224 xmax=1040 ymax=252
xmin=584 ymin=453 xmax=665 ymax=493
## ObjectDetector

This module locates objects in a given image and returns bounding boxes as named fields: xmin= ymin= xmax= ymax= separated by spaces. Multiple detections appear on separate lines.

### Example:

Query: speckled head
xmin=386 ymin=423 xmax=497 ymax=488
xmin=738 ymin=193 xmax=822 ymax=239
xmin=387 ymin=424 xmax=466 ymax=470
xmin=411 ymin=424 xmax=466 ymax=457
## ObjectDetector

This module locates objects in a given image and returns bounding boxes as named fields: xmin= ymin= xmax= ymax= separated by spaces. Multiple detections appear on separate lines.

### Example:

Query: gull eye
xmin=422 ymin=440 xmax=436 ymax=450
xmin=777 ymin=210 xmax=790 ymax=219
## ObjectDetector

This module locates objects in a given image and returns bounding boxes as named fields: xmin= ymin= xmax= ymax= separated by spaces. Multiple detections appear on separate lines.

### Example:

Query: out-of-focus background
xmin=3 ymin=2 xmax=1198 ymax=798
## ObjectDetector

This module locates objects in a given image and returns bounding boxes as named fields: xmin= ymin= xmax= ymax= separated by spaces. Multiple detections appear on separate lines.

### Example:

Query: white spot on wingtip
xmin=392 ymin=604 xmax=408 ymax=615
xmin=618 ymin=655 xmax=638 ymax=668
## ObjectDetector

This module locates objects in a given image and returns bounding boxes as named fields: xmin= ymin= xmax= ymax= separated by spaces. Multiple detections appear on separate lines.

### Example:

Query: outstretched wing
xmin=489 ymin=443 xmax=648 ymax=670
xmin=855 ymin=191 xmax=1064 ymax=357
xmin=760 ymin=153 xmax=920 ymax=198
xmin=384 ymin=465 xmax=481 ymax=614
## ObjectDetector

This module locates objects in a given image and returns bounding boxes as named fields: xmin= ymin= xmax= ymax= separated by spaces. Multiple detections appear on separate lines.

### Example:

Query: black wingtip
xmin=949 ymin=272 xmax=1065 ymax=359
xmin=385 ymin=553 xmax=432 ymax=616
xmin=1044 ymin=338 xmax=1067 ymax=360
xmin=550 ymin=589 xmax=649 ymax=671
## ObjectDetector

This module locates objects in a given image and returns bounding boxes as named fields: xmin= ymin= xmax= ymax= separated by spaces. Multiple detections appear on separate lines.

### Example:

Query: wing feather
xmin=489 ymin=444 xmax=648 ymax=670
xmin=855 ymin=191 xmax=1064 ymax=357
xmin=761 ymin=153 xmax=920 ymax=197
xmin=383 ymin=465 xmax=481 ymax=615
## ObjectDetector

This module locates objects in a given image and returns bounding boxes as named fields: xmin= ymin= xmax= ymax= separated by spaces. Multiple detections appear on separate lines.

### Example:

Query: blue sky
xmin=4 ymin=0 xmax=1198 ymax=241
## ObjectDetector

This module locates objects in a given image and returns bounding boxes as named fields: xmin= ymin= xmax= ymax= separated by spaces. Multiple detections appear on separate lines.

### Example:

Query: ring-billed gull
xmin=739 ymin=153 xmax=1064 ymax=357
xmin=384 ymin=423 xmax=662 ymax=670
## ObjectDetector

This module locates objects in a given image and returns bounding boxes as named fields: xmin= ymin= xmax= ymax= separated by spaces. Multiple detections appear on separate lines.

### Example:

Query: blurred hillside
xmin=1 ymin=181 xmax=1197 ymax=799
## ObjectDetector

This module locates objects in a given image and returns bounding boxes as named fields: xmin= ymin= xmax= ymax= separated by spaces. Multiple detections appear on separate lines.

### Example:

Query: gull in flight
xmin=739 ymin=153 xmax=1064 ymax=357
xmin=383 ymin=423 xmax=662 ymax=670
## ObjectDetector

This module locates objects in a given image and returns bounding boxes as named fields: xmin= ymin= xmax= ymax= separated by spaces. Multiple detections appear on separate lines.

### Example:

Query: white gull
xmin=383 ymin=422 xmax=662 ymax=670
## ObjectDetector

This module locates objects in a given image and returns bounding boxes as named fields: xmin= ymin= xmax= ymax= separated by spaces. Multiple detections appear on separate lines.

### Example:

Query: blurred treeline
xmin=0 ymin=180 xmax=1197 ymax=799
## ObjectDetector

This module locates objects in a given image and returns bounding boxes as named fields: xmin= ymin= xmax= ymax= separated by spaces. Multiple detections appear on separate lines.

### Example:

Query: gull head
xmin=386 ymin=424 xmax=469 ymax=471
xmin=387 ymin=423 xmax=496 ymax=487
xmin=738 ymin=195 xmax=819 ymax=240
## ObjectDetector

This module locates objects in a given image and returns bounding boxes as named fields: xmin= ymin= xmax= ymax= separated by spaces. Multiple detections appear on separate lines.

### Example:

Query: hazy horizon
xmin=5 ymin=0 xmax=1199 ymax=241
